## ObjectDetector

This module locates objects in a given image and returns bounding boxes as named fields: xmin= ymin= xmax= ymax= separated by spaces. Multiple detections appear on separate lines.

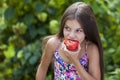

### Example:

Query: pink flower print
xmin=70 ymin=72 xmax=74 ymax=76
xmin=76 ymin=77 xmax=81 ymax=80
xmin=82 ymin=61 xmax=86 ymax=66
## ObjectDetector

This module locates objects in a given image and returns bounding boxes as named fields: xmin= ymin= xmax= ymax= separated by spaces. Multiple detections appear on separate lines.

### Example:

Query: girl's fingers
xmin=75 ymin=44 xmax=81 ymax=53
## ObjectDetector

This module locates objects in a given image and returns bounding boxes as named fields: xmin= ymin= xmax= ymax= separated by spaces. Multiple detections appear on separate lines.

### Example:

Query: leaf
xmin=0 ymin=44 xmax=7 ymax=50
xmin=28 ymin=25 xmax=37 ymax=39
xmin=3 ymin=44 xmax=15 ymax=58
xmin=0 ymin=15 xmax=7 ymax=31
xmin=49 ymin=19 xmax=59 ymax=34
xmin=17 ymin=50 xmax=24 ymax=59
xmin=27 ymin=44 xmax=36 ymax=53
xmin=24 ymin=52 xmax=31 ymax=60
xmin=46 ymin=6 xmax=57 ymax=15
xmin=4 ymin=8 xmax=15 ymax=21
xmin=24 ymin=0 xmax=32 ymax=4
xmin=37 ymin=26 xmax=47 ymax=35
xmin=33 ymin=2 xmax=44 ymax=12
xmin=23 ymin=13 xmax=35 ymax=25
xmin=112 ymin=46 xmax=120 ymax=64
xmin=29 ymin=56 xmax=38 ymax=65
xmin=36 ymin=12 xmax=48 ymax=22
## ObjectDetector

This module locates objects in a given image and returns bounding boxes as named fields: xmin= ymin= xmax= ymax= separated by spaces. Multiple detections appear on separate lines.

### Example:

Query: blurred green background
xmin=0 ymin=0 xmax=120 ymax=80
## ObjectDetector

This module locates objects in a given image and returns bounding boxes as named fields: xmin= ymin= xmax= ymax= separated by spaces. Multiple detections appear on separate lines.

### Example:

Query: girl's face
xmin=63 ymin=19 xmax=85 ymax=44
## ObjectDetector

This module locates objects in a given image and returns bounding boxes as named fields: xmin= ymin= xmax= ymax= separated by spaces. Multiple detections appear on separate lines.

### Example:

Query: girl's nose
xmin=68 ymin=32 xmax=75 ymax=39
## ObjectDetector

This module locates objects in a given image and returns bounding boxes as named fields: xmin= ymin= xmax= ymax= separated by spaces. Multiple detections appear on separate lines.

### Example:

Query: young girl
xmin=36 ymin=2 xmax=104 ymax=80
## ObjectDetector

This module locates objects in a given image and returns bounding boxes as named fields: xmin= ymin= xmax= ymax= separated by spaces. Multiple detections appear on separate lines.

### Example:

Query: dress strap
xmin=85 ymin=40 xmax=88 ymax=53
xmin=55 ymin=41 xmax=61 ymax=51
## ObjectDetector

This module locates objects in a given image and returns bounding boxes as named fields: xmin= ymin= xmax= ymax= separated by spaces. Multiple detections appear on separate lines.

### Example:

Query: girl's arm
xmin=75 ymin=44 xmax=100 ymax=80
xmin=36 ymin=38 xmax=56 ymax=80
xmin=63 ymin=43 xmax=101 ymax=80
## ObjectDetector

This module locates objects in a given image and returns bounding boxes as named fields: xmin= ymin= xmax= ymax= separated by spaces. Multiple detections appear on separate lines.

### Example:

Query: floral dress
xmin=54 ymin=43 xmax=88 ymax=80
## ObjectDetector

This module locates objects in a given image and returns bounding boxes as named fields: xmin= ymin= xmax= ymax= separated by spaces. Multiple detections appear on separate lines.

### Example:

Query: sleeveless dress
xmin=54 ymin=42 xmax=89 ymax=80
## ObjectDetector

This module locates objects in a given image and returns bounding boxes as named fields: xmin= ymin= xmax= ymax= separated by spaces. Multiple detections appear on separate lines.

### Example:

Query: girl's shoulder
xmin=87 ymin=41 xmax=99 ymax=58
xmin=46 ymin=36 xmax=61 ymax=51
xmin=87 ymin=41 xmax=98 ymax=49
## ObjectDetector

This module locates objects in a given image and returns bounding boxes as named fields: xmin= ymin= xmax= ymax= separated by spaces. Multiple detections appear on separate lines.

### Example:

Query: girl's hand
xmin=61 ymin=42 xmax=81 ymax=64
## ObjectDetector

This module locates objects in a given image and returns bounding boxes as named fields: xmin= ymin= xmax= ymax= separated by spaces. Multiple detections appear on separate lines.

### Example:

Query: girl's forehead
xmin=65 ymin=19 xmax=82 ymax=29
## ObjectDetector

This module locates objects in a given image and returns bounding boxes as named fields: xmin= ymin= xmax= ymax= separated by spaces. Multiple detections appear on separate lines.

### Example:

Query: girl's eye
xmin=64 ymin=27 xmax=71 ymax=31
xmin=76 ymin=29 xmax=83 ymax=32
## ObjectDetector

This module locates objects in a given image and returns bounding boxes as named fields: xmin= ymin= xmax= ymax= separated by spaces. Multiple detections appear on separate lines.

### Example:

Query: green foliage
xmin=49 ymin=19 xmax=59 ymax=34
xmin=3 ymin=44 xmax=15 ymax=58
xmin=12 ymin=22 xmax=27 ymax=35
xmin=105 ymin=68 xmax=120 ymax=80
xmin=0 ymin=0 xmax=120 ymax=79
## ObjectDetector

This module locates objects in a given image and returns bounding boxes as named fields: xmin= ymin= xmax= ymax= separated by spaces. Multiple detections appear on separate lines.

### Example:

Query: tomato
xmin=64 ymin=39 xmax=79 ymax=51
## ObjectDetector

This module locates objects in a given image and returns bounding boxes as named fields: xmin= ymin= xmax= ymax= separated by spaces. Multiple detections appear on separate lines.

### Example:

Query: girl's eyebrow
xmin=78 ymin=28 xmax=83 ymax=29
xmin=65 ymin=24 xmax=69 ymax=27
xmin=65 ymin=24 xmax=83 ymax=29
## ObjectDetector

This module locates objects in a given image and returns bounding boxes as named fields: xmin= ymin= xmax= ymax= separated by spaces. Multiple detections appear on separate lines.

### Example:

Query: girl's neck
xmin=81 ymin=40 xmax=86 ymax=48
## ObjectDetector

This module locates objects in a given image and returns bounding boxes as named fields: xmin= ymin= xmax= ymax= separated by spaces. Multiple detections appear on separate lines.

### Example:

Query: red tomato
xmin=64 ymin=39 xmax=79 ymax=51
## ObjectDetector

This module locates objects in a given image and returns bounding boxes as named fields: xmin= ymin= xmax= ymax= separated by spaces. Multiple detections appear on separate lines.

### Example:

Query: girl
xmin=36 ymin=2 xmax=104 ymax=80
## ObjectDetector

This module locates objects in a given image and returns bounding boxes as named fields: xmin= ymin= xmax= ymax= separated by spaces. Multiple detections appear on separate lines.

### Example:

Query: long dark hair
xmin=57 ymin=2 xmax=104 ymax=80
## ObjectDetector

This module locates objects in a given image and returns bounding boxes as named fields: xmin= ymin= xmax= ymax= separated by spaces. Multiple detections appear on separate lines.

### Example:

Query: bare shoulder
xmin=87 ymin=41 xmax=99 ymax=59
xmin=41 ymin=36 xmax=60 ymax=61
xmin=45 ymin=36 xmax=60 ymax=52
xmin=40 ymin=36 xmax=60 ymax=67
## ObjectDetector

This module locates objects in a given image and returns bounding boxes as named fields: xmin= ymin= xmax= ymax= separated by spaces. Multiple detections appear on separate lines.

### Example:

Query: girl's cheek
xmin=64 ymin=32 xmax=70 ymax=37
xmin=78 ymin=35 xmax=85 ymax=42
